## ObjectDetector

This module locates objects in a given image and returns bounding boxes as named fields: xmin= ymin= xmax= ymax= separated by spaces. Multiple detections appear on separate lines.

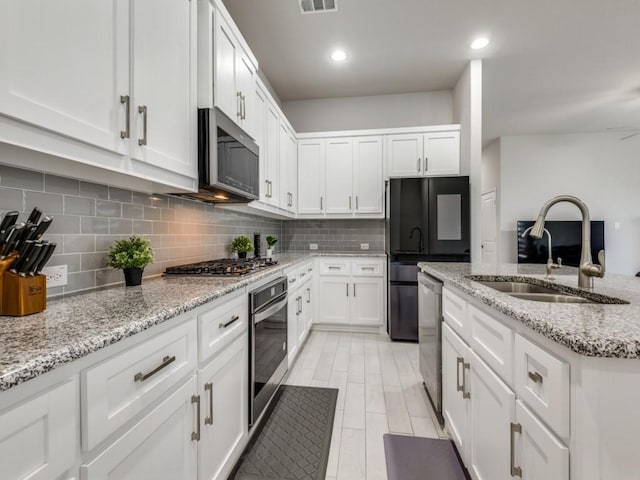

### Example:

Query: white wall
xmin=282 ymin=90 xmax=453 ymax=133
xmin=499 ymin=132 xmax=640 ymax=275
xmin=453 ymin=60 xmax=483 ymax=263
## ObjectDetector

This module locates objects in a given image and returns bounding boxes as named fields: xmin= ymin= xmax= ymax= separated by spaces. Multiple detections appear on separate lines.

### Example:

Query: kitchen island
xmin=419 ymin=262 xmax=640 ymax=480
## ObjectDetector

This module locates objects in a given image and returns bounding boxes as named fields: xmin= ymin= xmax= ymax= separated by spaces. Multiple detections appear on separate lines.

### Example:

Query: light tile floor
xmin=285 ymin=331 xmax=447 ymax=480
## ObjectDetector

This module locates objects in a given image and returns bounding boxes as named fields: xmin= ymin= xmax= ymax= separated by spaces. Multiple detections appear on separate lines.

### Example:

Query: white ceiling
xmin=221 ymin=0 xmax=640 ymax=143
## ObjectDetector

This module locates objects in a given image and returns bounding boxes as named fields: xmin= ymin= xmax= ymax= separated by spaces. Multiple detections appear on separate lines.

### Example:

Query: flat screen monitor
xmin=517 ymin=221 xmax=605 ymax=268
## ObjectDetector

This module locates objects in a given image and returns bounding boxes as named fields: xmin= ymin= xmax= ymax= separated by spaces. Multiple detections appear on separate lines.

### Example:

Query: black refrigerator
xmin=386 ymin=177 xmax=470 ymax=341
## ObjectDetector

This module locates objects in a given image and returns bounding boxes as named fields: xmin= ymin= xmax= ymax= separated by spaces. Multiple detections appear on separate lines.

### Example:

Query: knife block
xmin=1 ymin=271 xmax=47 ymax=316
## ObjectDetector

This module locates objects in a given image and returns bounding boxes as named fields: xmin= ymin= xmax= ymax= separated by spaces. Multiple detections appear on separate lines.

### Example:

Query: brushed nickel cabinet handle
xmin=138 ymin=105 xmax=148 ymax=146
xmin=237 ymin=92 xmax=242 ymax=118
xmin=462 ymin=361 xmax=471 ymax=399
xmin=268 ymin=180 xmax=272 ymax=198
xmin=320 ymin=196 xmax=323 ymax=210
xmin=346 ymin=283 xmax=349 ymax=297
xmin=241 ymin=94 xmax=246 ymax=120
xmin=204 ymin=383 xmax=213 ymax=425
xmin=328 ymin=266 xmax=340 ymax=270
xmin=356 ymin=195 xmax=359 ymax=211
xmin=134 ymin=355 xmax=175 ymax=382
xmin=349 ymin=196 xmax=352 ymax=210
xmin=456 ymin=357 xmax=464 ymax=393
xmin=120 ymin=95 xmax=130 ymax=139
xmin=353 ymin=283 xmax=356 ymax=297
xmin=528 ymin=371 xmax=543 ymax=384
xmin=417 ymin=158 xmax=421 ymax=172
xmin=307 ymin=287 xmax=311 ymax=303
xmin=191 ymin=394 xmax=201 ymax=441
xmin=219 ymin=315 xmax=240 ymax=329
xmin=510 ymin=422 xmax=523 ymax=477
xmin=424 ymin=157 xmax=428 ymax=172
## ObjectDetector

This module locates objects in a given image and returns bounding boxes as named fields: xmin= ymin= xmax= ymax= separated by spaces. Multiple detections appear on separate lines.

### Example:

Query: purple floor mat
xmin=383 ymin=434 xmax=468 ymax=480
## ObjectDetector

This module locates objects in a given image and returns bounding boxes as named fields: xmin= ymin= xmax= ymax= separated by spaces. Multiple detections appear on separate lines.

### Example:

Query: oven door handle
xmin=253 ymin=297 xmax=288 ymax=324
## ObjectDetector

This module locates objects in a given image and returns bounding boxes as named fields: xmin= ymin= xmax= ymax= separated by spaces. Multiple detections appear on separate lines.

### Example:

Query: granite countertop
xmin=0 ymin=252 xmax=386 ymax=392
xmin=419 ymin=262 xmax=640 ymax=359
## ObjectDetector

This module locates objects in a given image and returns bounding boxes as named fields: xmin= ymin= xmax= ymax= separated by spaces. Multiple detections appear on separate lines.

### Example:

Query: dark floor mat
xmin=384 ymin=434 xmax=468 ymax=480
xmin=232 ymin=385 xmax=338 ymax=480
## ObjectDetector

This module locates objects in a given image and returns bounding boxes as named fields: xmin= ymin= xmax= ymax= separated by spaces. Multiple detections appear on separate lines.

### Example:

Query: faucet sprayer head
xmin=530 ymin=215 xmax=546 ymax=239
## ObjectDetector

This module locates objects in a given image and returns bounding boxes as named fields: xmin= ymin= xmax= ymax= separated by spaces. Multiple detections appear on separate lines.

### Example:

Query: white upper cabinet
xmin=387 ymin=129 xmax=460 ymax=178
xmin=264 ymin=101 xmax=280 ymax=208
xmin=131 ymin=0 xmax=196 ymax=178
xmin=0 ymin=0 xmax=128 ymax=155
xmin=353 ymin=136 xmax=384 ymax=214
xmin=297 ymin=139 xmax=326 ymax=214
xmin=254 ymin=82 xmax=268 ymax=204
xmin=279 ymin=121 xmax=292 ymax=210
xmin=325 ymin=138 xmax=354 ymax=214
xmin=287 ymin=130 xmax=298 ymax=213
xmin=211 ymin=3 xmax=256 ymax=136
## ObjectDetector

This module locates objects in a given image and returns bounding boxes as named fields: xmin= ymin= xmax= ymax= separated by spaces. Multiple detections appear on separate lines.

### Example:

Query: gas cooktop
xmin=164 ymin=257 xmax=278 ymax=277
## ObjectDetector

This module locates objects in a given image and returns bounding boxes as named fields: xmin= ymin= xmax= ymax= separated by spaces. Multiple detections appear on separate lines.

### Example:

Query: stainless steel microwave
xmin=179 ymin=108 xmax=259 ymax=203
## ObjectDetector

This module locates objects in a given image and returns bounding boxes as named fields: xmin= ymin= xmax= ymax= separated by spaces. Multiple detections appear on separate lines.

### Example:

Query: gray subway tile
xmin=0 ymin=165 xmax=44 ymax=191
xmin=65 ymin=270 xmax=96 ymax=293
xmin=96 ymin=200 xmax=121 ymax=218
xmin=79 ymin=181 xmax=109 ymax=200
xmin=45 ymin=174 xmax=79 ymax=195
xmin=47 ymin=215 xmax=80 ymax=235
xmin=153 ymin=221 xmax=169 ymax=234
xmin=122 ymin=204 xmax=144 ymax=219
xmin=144 ymin=206 xmax=161 ymax=221
xmin=81 ymin=216 xmax=109 ymax=234
xmin=109 ymin=218 xmax=133 ymax=235
xmin=132 ymin=191 xmax=154 ymax=206
xmin=46 ymin=285 xmax=64 ymax=297
xmin=161 ymin=208 xmax=176 ymax=221
xmin=64 ymin=235 xmax=95 ymax=253
xmin=81 ymin=252 xmax=108 ymax=271
xmin=96 ymin=268 xmax=124 ymax=287
xmin=0 ymin=188 xmax=24 ymax=211
xmin=109 ymin=187 xmax=132 ymax=203
xmin=46 ymin=253 xmax=81 ymax=273
xmin=65 ymin=196 xmax=95 ymax=216
xmin=133 ymin=219 xmax=153 ymax=235
xmin=96 ymin=235 xmax=121 ymax=251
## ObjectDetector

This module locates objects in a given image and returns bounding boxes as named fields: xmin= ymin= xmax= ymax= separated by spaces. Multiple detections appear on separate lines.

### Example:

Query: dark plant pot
xmin=123 ymin=267 xmax=144 ymax=287
xmin=237 ymin=251 xmax=247 ymax=259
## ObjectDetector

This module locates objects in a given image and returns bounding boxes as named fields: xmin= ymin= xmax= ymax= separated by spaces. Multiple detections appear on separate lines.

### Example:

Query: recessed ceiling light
xmin=331 ymin=50 xmax=348 ymax=62
xmin=470 ymin=37 xmax=490 ymax=50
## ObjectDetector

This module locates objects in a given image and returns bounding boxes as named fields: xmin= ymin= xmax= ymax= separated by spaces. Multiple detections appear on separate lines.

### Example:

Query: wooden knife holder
xmin=1 ymin=271 xmax=47 ymax=316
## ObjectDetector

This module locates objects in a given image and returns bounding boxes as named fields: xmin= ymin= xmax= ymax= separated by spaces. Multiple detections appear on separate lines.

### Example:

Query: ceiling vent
xmin=300 ymin=0 xmax=337 ymax=14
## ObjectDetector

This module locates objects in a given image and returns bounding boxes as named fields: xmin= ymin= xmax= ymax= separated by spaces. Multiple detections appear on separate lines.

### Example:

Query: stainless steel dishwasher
xmin=418 ymin=272 xmax=444 ymax=426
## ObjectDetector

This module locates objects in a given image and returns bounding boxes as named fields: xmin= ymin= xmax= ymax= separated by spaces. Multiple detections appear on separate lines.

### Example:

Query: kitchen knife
xmin=34 ymin=243 xmax=56 ymax=274
xmin=18 ymin=243 xmax=44 ymax=276
xmin=21 ymin=223 xmax=38 ymax=244
xmin=1 ymin=224 xmax=24 ymax=257
xmin=0 ymin=211 xmax=19 ymax=241
xmin=10 ymin=239 xmax=36 ymax=272
xmin=27 ymin=216 xmax=53 ymax=242
xmin=25 ymin=243 xmax=49 ymax=275
xmin=26 ymin=207 xmax=42 ymax=225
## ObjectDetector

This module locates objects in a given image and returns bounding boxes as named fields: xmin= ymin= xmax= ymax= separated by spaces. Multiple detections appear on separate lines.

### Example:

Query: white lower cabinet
xmin=351 ymin=277 xmax=384 ymax=325
xmin=197 ymin=332 xmax=248 ymax=480
xmin=317 ymin=276 xmax=351 ymax=324
xmin=468 ymin=351 xmax=515 ymax=480
xmin=0 ymin=378 xmax=77 ymax=480
xmin=287 ymin=293 xmax=299 ymax=363
xmin=288 ymin=277 xmax=314 ymax=364
xmin=81 ymin=376 xmax=198 ymax=480
xmin=512 ymin=400 xmax=569 ymax=480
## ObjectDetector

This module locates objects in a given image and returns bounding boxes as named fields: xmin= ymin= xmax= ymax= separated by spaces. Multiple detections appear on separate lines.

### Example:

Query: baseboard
xmin=311 ymin=324 xmax=386 ymax=335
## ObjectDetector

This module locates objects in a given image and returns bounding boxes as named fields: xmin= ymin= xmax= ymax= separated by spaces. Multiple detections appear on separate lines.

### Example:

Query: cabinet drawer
xmin=297 ymin=262 xmax=313 ymax=282
xmin=82 ymin=319 xmax=197 ymax=451
xmin=286 ymin=268 xmax=298 ymax=287
xmin=470 ymin=304 xmax=514 ymax=387
xmin=352 ymin=259 xmax=385 ymax=277
xmin=199 ymin=293 xmax=248 ymax=364
xmin=443 ymin=287 xmax=469 ymax=341
xmin=0 ymin=378 xmax=77 ymax=480
xmin=317 ymin=258 xmax=350 ymax=276
xmin=515 ymin=334 xmax=570 ymax=439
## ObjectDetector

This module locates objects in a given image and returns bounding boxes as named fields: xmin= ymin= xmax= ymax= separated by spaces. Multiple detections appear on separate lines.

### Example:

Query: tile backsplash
xmin=282 ymin=219 xmax=385 ymax=252
xmin=0 ymin=165 xmax=282 ymax=297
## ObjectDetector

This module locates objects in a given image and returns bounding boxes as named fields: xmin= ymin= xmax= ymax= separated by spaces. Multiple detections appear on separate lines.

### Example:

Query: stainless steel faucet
xmin=530 ymin=195 xmax=605 ymax=288
xmin=521 ymin=226 xmax=562 ymax=280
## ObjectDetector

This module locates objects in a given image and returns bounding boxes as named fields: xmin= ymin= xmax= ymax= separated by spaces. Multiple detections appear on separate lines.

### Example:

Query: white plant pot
xmin=266 ymin=248 xmax=273 ymax=258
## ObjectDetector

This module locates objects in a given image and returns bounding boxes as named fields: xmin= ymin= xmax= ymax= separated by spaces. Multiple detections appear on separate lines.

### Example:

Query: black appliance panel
xmin=389 ymin=281 xmax=419 ymax=342
xmin=427 ymin=176 xmax=470 ymax=256
xmin=517 ymin=220 xmax=605 ymax=268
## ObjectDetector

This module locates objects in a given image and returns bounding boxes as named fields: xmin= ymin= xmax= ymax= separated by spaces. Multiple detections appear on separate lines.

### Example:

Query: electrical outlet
xmin=42 ymin=265 xmax=68 ymax=288
xmin=309 ymin=243 xmax=318 ymax=250
xmin=360 ymin=243 xmax=370 ymax=250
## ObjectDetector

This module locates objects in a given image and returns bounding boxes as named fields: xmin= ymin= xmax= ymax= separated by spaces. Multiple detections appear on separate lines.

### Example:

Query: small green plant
xmin=107 ymin=236 xmax=154 ymax=270
xmin=266 ymin=235 xmax=278 ymax=248
xmin=231 ymin=235 xmax=254 ymax=253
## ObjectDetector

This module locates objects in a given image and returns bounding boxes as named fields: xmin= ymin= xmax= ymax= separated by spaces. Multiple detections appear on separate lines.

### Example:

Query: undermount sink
xmin=475 ymin=280 xmax=595 ymax=304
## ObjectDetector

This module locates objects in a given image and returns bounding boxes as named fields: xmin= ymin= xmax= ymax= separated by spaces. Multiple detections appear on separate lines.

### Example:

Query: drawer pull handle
xmin=134 ymin=355 xmax=176 ymax=382
xmin=328 ymin=266 xmax=340 ymax=270
xmin=219 ymin=315 xmax=240 ymax=329
xmin=527 ymin=371 xmax=543 ymax=384
xmin=456 ymin=356 xmax=471 ymax=399
xmin=510 ymin=422 xmax=522 ymax=477
xmin=300 ymin=272 xmax=306 ymax=277
xmin=308 ymin=267 xmax=313 ymax=272
xmin=204 ymin=383 xmax=214 ymax=425
xmin=362 ymin=267 xmax=375 ymax=271
xmin=120 ymin=95 xmax=130 ymax=139
xmin=138 ymin=105 xmax=148 ymax=146
xmin=191 ymin=395 xmax=201 ymax=441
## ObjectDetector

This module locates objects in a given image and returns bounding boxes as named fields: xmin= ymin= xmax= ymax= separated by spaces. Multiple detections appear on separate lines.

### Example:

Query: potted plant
xmin=266 ymin=235 xmax=278 ymax=258
xmin=107 ymin=236 xmax=154 ymax=287
xmin=231 ymin=235 xmax=254 ymax=259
